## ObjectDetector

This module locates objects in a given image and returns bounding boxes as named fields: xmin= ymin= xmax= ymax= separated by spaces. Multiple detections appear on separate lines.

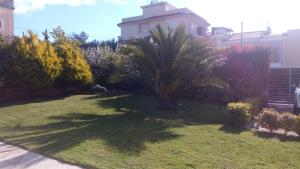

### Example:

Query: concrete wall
xmin=142 ymin=4 xmax=166 ymax=17
xmin=142 ymin=2 xmax=176 ymax=17
xmin=121 ymin=24 xmax=140 ymax=40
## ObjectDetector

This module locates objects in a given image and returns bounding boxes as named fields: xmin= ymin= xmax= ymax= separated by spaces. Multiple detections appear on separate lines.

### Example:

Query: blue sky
xmin=14 ymin=0 xmax=300 ymax=41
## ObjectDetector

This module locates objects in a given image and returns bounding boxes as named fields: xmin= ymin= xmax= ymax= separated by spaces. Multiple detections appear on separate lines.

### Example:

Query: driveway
xmin=0 ymin=142 xmax=83 ymax=169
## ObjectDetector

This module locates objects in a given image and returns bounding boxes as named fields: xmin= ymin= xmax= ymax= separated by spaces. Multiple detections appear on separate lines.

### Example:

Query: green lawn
xmin=0 ymin=93 xmax=299 ymax=169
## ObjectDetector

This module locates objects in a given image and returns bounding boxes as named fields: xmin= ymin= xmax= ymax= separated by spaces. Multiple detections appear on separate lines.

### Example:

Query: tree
xmin=50 ymin=26 xmax=68 ymax=43
xmin=82 ymin=39 xmax=118 ymax=51
xmin=51 ymin=28 xmax=93 ymax=86
xmin=42 ymin=29 xmax=50 ymax=41
xmin=84 ymin=46 xmax=117 ymax=87
xmin=84 ymin=46 xmax=141 ymax=90
xmin=122 ymin=25 xmax=222 ymax=108
xmin=217 ymin=46 xmax=271 ymax=100
xmin=7 ymin=32 xmax=62 ymax=88
xmin=71 ymin=31 xmax=89 ymax=47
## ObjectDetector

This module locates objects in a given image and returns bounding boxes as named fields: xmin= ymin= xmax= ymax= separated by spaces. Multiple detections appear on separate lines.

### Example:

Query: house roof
xmin=229 ymin=31 xmax=267 ymax=41
xmin=228 ymin=31 xmax=288 ymax=43
xmin=212 ymin=27 xmax=233 ymax=32
xmin=118 ymin=6 xmax=210 ymax=27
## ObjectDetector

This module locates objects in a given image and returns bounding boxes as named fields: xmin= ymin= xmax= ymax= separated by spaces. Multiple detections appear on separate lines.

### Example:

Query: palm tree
xmin=123 ymin=24 xmax=223 ymax=108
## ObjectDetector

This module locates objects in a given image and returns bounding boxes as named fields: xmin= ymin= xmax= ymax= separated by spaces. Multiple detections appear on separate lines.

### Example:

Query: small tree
xmin=82 ymin=39 xmax=118 ymax=51
xmin=7 ymin=32 xmax=62 ymax=88
xmin=218 ymin=46 xmax=271 ymax=100
xmin=55 ymin=41 xmax=93 ymax=86
xmin=259 ymin=109 xmax=280 ymax=133
xmin=123 ymin=25 xmax=222 ymax=108
xmin=84 ymin=46 xmax=117 ymax=86
xmin=84 ymin=46 xmax=141 ymax=90
xmin=294 ymin=116 xmax=300 ymax=136
xmin=71 ymin=31 xmax=89 ymax=46
xmin=51 ymin=27 xmax=93 ymax=86
xmin=279 ymin=112 xmax=296 ymax=135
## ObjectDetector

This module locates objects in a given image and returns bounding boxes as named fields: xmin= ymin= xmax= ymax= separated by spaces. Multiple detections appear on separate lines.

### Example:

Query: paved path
xmin=0 ymin=142 xmax=83 ymax=169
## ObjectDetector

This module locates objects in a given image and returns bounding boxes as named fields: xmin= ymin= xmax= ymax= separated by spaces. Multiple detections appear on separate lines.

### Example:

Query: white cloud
xmin=15 ymin=0 xmax=129 ymax=13
xmin=172 ymin=0 xmax=300 ymax=33
xmin=14 ymin=0 xmax=150 ymax=14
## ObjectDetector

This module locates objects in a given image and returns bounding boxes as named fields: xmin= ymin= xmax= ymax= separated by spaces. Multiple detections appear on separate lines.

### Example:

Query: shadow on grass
xmin=254 ymin=131 xmax=300 ymax=142
xmin=1 ymin=93 xmax=226 ymax=157
xmin=218 ymin=125 xmax=247 ymax=134
xmin=0 ymin=96 xmax=67 ymax=108
xmin=86 ymin=93 xmax=226 ymax=124
xmin=2 ymin=112 xmax=183 ymax=156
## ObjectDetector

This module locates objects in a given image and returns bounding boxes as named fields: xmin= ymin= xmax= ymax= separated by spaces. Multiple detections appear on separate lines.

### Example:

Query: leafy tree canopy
xmin=122 ymin=24 xmax=223 ymax=108
xmin=7 ymin=32 xmax=62 ymax=88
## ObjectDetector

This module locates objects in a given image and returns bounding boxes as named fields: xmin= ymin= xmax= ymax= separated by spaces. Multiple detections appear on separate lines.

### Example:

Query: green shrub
xmin=245 ymin=97 xmax=262 ymax=118
xmin=295 ymin=116 xmax=300 ymax=136
xmin=226 ymin=102 xmax=253 ymax=128
xmin=84 ymin=46 xmax=141 ymax=90
xmin=259 ymin=109 xmax=280 ymax=133
xmin=279 ymin=112 xmax=296 ymax=135
xmin=123 ymin=24 xmax=222 ymax=108
xmin=55 ymin=41 xmax=93 ymax=86
xmin=7 ymin=32 xmax=62 ymax=88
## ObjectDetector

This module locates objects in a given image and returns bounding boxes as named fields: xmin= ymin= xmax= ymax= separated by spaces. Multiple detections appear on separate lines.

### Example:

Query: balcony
xmin=0 ymin=0 xmax=14 ymax=9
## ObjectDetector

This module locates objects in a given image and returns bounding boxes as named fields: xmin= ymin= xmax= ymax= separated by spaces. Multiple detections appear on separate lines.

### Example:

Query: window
xmin=197 ymin=27 xmax=203 ymax=36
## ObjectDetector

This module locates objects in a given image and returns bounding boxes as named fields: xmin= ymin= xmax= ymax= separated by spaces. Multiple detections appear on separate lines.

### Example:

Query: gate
xmin=268 ymin=66 xmax=300 ymax=106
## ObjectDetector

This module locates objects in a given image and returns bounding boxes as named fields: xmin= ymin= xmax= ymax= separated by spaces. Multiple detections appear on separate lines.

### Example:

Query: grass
xmin=0 ymin=93 xmax=299 ymax=169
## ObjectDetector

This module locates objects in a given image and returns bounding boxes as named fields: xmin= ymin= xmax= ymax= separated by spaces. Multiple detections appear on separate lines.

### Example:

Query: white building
xmin=0 ymin=0 xmax=14 ymax=42
xmin=211 ymin=27 xmax=300 ymax=68
xmin=228 ymin=30 xmax=300 ymax=68
xmin=211 ymin=27 xmax=233 ymax=47
xmin=118 ymin=1 xmax=210 ymax=40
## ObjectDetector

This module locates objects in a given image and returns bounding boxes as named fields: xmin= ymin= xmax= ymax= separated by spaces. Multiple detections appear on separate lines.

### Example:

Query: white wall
xmin=120 ymin=15 xmax=206 ymax=40
xmin=142 ymin=5 xmax=166 ymax=17
xmin=121 ymin=24 xmax=140 ymax=40
xmin=284 ymin=30 xmax=300 ymax=68
xmin=142 ymin=2 xmax=177 ymax=18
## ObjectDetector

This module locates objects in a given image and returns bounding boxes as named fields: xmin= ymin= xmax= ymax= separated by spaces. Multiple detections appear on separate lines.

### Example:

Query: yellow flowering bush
xmin=8 ymin=32 xmax=62 ymax=88
xmin=226 ymin=102 xmax=253 ymax=128
xmin=55 ymin=41 xmax=93 ymax=86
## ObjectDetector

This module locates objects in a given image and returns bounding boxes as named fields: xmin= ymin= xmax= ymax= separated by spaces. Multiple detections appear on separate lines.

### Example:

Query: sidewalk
xmin=0 ymin=142 xmax=83 ymax=169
